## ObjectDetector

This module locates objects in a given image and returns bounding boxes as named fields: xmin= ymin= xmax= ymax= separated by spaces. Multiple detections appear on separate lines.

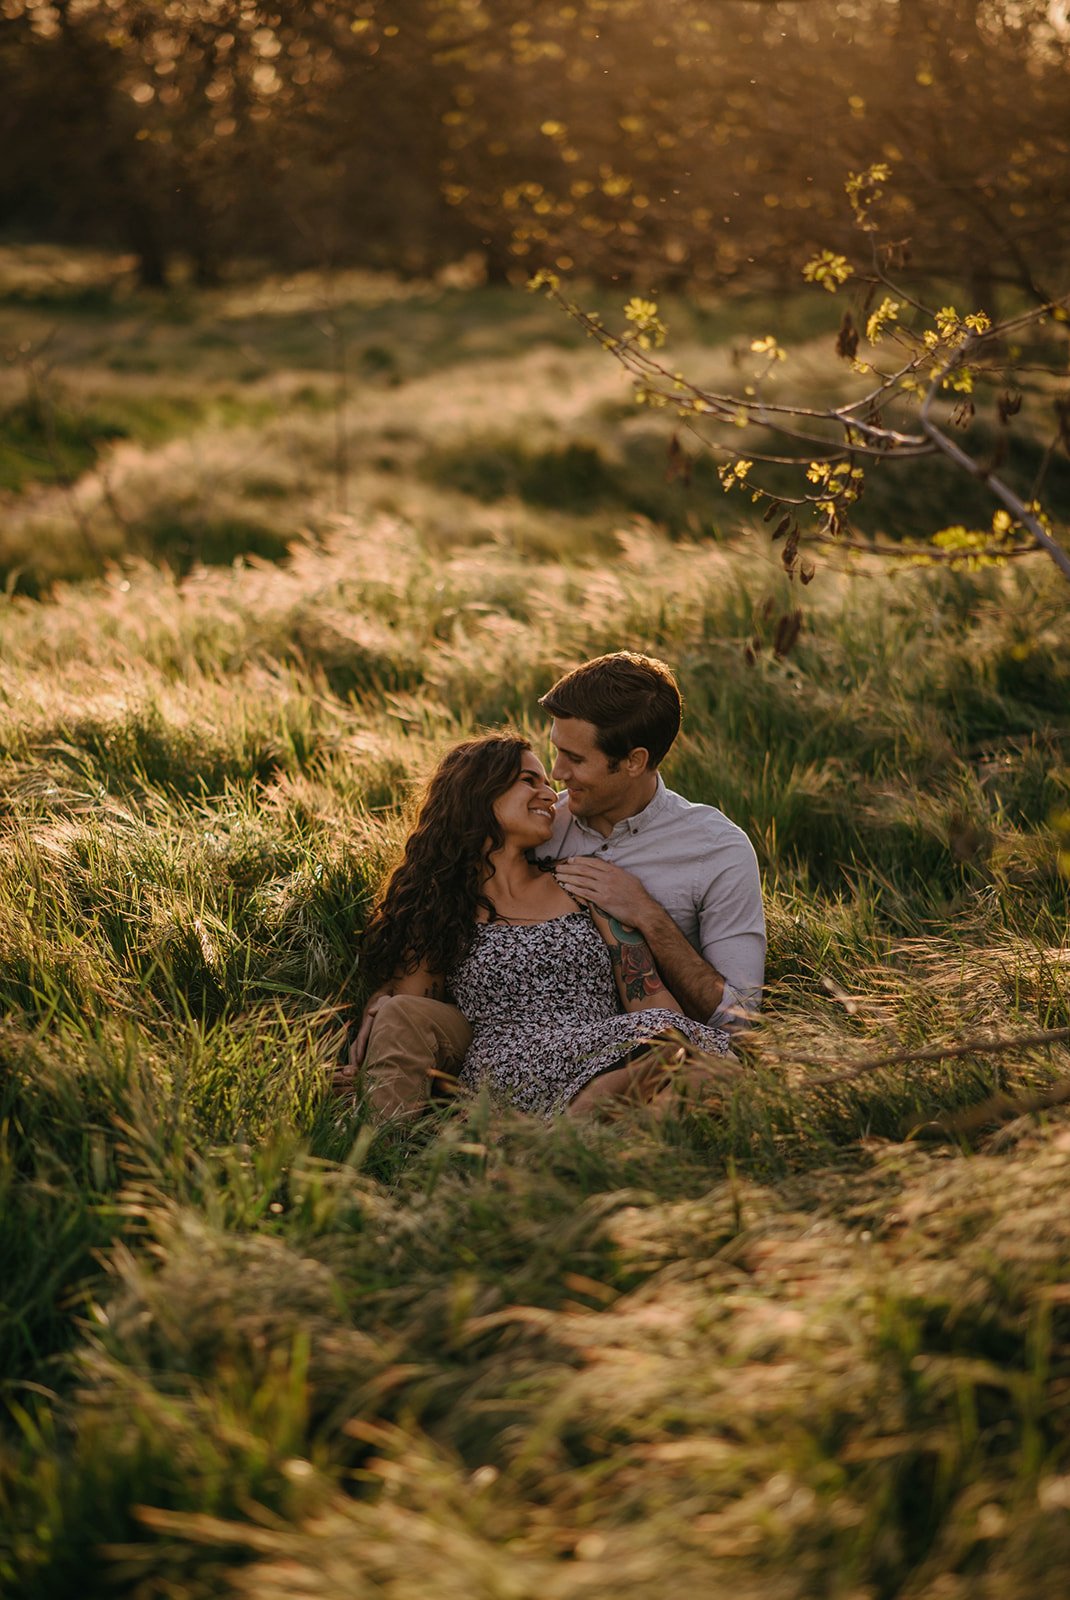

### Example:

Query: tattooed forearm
xmin=618 ymin=943 xmax=667 ymax=1002
xmin=594 ymin=904 xmax=666 ymax=1002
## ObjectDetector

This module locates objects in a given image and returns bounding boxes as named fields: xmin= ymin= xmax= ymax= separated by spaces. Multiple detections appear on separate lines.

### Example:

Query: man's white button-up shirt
xmin=539 ymin=776 xmax=766 ymax=1030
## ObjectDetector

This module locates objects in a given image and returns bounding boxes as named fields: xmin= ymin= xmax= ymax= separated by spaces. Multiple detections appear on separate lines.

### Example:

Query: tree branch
xmin=920 ymin=341 xmax=1070 ymax=583
xmin=762 ymin=1025 xmax=1070 ymax=1091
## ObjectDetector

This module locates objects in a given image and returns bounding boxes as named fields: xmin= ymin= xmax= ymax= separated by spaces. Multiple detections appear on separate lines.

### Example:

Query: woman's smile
xmin=526 ymin=798 xmax=556 ymax=833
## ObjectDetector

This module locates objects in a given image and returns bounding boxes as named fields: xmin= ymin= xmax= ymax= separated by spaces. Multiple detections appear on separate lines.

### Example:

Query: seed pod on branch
xmin=1055 ymin=397 xmax=1070 ymax=454
xmin=665 ymin=432 xmax=691 ymax=485
xmin=835 ymin=311 xmax=858 ymax=361
xmin=773 ymin=608 xmax=803 ymax=657
xmin=998 ymin=390 xmax=1023 ymax=424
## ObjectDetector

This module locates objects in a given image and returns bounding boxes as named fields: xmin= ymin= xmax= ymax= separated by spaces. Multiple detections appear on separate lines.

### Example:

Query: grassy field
xmin=2 ymin=249 xmax=1070 ymax=1598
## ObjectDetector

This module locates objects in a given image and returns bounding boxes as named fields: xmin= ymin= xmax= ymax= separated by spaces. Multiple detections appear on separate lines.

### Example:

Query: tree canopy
xmin=2 ymin=0 xmax=1067 ymax=297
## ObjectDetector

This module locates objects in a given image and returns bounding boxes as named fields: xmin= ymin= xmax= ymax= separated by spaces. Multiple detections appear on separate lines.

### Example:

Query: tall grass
xmin=1 ymin=259 xmax=1069 ymax=1598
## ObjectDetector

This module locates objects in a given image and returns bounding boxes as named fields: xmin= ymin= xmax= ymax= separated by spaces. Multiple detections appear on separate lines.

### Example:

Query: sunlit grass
xmin=11 ymin=252 xmax=1065 ymax=596
xmin=1 ymin=257 xmax=1069 ymax=1597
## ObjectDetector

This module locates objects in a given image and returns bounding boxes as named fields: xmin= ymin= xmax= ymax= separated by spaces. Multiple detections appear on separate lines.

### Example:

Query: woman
xmin=355 ymin=733 xmax=733 ymax=1117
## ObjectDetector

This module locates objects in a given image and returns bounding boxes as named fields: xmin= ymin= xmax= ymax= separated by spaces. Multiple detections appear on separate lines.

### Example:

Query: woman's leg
xmin=565 ymin=1044 xmax=676 ymax=1116
xmin=566 ymin=1039 xmax=741 ymax=1118
xmin=646 ymin=1053 xmax=742 ymax=1117
xmin=338 ymin=996 xmax=472 ymax=1120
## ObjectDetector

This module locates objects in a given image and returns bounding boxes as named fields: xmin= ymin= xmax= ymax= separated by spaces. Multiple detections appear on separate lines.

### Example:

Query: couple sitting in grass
xmin=336 ymin=652 xmax=766 ymax=1118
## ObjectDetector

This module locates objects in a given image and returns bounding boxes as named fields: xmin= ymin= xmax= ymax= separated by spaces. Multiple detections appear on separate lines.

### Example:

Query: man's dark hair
xmin=538 ymin=651 xmax=682 ymax=768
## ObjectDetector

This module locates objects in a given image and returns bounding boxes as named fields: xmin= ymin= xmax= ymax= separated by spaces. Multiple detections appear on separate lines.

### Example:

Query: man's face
xmin=549 ymin=716 xmax=640 ymax=825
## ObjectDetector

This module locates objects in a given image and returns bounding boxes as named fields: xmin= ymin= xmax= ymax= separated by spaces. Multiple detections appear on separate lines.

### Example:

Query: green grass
xmin=5 ymin=255 xmax=1066 ymax=597
xmin=1 ymin=251 xmax=1070 ymax=1598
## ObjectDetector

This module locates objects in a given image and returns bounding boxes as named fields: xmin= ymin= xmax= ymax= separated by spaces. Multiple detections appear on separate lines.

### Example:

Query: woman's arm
xmin=588 ymin=904 xmax=683 ymax=1016
xmin=350 ymin=961 xmax=446 ymax=1066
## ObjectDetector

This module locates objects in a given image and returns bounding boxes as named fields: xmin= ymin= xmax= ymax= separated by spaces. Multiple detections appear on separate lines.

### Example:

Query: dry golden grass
xmin=1 ymin=259 xmax=1069 ymax=1598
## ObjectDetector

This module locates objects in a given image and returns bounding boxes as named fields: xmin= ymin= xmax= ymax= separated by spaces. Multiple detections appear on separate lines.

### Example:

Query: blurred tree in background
xmin=1 ymin=0 xmax=1067 ymax=300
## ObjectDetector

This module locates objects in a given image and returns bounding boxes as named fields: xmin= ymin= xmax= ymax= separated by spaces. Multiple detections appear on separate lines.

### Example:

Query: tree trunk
xmin=126 ymin=202 xmax=168 ymax=288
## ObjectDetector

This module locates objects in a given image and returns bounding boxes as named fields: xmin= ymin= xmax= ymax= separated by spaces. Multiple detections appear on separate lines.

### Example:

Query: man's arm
xmin=555 ymin=858 xmax=723 ymax=1023
xmin=694 ymin=846 xmax=766 ymax=1025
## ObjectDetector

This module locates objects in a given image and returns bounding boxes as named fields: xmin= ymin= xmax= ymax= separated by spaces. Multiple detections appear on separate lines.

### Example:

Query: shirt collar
xmin=565 ymin=774 xmax=669 ymax=840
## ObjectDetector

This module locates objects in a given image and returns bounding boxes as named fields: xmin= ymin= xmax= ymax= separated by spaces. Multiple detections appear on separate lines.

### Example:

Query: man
xmin=538 ymin=651 xmax=764 ymax=1032
xmin=341 ymin=651 xmax=765 ymax=1116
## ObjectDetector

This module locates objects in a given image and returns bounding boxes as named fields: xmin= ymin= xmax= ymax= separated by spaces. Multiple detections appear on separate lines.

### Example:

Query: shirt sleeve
xmin=695 ymin=830 xmax=766 ymax=1029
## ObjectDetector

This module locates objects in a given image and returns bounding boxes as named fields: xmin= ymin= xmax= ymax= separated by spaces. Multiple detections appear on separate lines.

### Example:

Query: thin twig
xmin=808 ymin=530 xmax=1037 ymax=563
xmin=765 ymin=1025 xmax=1070 ymax=1090
xmin=912 ymin=1075 xmax=1070 ymax=1140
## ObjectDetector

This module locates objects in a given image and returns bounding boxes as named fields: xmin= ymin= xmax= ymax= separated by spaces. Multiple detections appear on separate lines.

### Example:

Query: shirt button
xmin=601 ymin=844 xmax=608 ymax=852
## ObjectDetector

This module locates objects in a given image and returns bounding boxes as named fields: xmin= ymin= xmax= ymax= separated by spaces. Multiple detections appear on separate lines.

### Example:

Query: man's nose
xmin=550 ymin=753 xmax=568 ymax=782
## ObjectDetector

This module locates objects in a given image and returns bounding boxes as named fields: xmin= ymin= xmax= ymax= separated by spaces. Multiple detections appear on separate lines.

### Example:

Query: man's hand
xmin=353 ymin=996 xmax=391 ymax=1067
xmin=559 ymin=857 xmax=728 ymax=1023
xmin=330 ymin=994 xmax=389 ymax=1095
xmin=554 ymin=857 xmax=658 ymax=930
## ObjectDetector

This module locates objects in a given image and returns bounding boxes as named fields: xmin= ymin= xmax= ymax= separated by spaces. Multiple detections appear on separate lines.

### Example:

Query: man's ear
xmin=625 ymin=747 xmax=651 ymax=777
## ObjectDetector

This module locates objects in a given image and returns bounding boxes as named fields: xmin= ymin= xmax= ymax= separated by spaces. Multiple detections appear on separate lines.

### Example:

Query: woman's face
xmin=491 ymin=751 xmax=558 ymax=848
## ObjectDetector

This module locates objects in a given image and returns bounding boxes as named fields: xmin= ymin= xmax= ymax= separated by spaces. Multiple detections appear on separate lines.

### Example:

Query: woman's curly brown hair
xmin=361 ymin=733 xmax=533 ymax=989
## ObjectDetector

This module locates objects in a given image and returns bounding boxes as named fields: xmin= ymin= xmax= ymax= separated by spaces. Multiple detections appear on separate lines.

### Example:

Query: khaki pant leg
xmin=363 ymin=995 xmax=472 ymax=1120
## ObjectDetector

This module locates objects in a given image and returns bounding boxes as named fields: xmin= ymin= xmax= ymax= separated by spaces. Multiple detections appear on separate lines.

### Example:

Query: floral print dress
xmin=448 ymin=910 xmax=732 ymax=1115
